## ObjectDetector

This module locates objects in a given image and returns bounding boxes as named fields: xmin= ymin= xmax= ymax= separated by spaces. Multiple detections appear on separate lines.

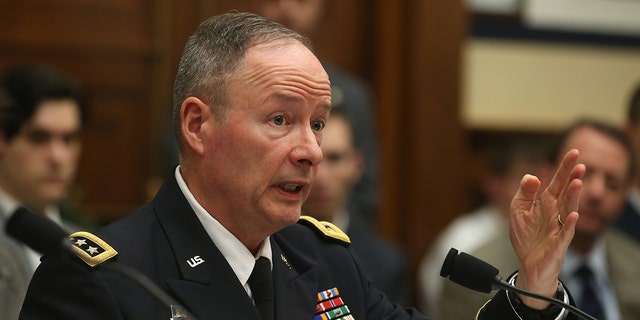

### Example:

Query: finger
xmin=567 ymin=165 xmax=585 ymax=210
xmin=555 ymin=163 xmax=586 ymax=218
xmin=545 ymin=149 xmax=579 ymax=198
xmin=559 ymin=210 xmax=579 ymax=249
xmin=559 ymin=174 xmax=583 ymax=224
xmin=569 ymin=163 xmax=586 ymax=187
xmin=512 ymin=174 xmax=541 ymax=212
xmin=558 ymin=179 xmax=581 ymax=247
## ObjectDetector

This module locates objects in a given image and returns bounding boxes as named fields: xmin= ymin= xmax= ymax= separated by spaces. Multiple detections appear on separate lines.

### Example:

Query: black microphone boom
xmin=440 ymin=248 xmax=597 ymax=320
xmin=440 ymin=247 xmax=499 ymax=293
xmin=5 ymin=206 xmax=197 ymax=320
xmin=6 ymin=206 xmax=73 ymax=255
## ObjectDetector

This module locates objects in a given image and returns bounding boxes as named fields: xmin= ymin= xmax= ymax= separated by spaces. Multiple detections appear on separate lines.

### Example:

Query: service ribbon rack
xmin=314 ymin=287 xmax=355 ymax=320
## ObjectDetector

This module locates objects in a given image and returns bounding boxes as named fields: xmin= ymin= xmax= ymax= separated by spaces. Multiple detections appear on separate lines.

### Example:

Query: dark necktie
xmin=575 ymin=264 xmax=605 ymax=320
xmin=248 ymin=257 xmax=274 ymax=320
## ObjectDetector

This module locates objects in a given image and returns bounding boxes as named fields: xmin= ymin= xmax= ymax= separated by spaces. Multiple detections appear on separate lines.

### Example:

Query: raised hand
xmin=509 ymin=149 xmax=585 ymax=309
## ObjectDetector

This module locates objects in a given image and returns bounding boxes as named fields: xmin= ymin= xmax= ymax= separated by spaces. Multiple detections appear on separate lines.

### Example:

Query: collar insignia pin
xmin=281 ymin=253 xmax=292 ymax=270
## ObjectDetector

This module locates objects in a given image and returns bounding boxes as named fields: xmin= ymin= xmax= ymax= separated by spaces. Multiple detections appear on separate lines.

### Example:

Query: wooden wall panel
xmin=373 ymin=0 xmax=468 ymax=303
xmin=0 ymin=1 xmax=151 ymax=52
xmin=0 ymin=0 xmax=155 ymax=222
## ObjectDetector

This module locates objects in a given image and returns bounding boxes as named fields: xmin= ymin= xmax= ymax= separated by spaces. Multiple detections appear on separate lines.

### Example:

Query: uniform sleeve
xmin=20 ymin=254 xmax=123 ymax=320
xmin=476 ymin=272 xmax=579 ymax=320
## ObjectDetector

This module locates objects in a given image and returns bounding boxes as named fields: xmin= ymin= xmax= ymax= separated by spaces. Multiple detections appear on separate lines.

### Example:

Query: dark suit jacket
xmin=614 ymin=199 xmax=640 ymax=243
xmin=0 ymin=233 xmax=32 ymax=320
xmin=347 ymin=214 xmax=408 ymax=305
xmin=20 ymin=174 xmax=564 ymax=320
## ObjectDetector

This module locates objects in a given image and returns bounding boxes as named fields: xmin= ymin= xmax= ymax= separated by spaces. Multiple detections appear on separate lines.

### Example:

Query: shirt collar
xmin=562 ymin=236 xmax=608 ymax=283
xmin=0 ymin=187 xmax=21 ymax=219
xmin=331 ymin=207 xmax=350 ymax=231
xmin=627 ymin=187 xmax=640 ymax=216
xmin=0 ymin=187 xmax=61 ymax=222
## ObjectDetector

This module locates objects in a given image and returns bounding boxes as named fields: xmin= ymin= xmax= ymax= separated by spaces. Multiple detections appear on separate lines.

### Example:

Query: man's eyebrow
xmin=24 ymin=126 xmax=81 ymax=136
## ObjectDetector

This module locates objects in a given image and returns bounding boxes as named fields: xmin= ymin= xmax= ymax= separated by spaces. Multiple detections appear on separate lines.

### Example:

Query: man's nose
xmin=583 ymin=175 xmax=606 ymax=201
xmin=291 ymin=127 xmax=322 ymax=167
xmin=48 ymin=139 xmax=72 ymax=163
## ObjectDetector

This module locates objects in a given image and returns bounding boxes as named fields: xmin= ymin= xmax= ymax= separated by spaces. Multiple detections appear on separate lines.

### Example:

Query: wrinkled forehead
xmin=237 ymin=40 xmax=331 ymax=100
xmin=244 ymin=40 xmax=327 ymax=75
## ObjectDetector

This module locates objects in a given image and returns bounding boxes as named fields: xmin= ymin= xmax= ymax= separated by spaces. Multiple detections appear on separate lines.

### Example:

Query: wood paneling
xmin=373 ymin=0 xmax=469 ymax=303
xmin=0 ymin=0 xmax=155 ymax=222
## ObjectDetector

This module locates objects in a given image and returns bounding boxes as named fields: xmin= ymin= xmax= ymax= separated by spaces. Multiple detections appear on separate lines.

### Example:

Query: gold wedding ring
xmin=557 ymin=214 xmax=565 ymax=226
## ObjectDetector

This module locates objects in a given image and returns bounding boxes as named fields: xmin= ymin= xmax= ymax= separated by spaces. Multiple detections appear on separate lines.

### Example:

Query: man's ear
xmin=180 ymin=97 xmax=211 ymax=156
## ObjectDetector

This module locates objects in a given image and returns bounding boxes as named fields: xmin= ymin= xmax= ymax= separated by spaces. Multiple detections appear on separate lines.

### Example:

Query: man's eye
xmin=311 ymin=120 xmax=325 ymax=132
xmin=273 ymin=115 xmax=285 ymax=126
xmin=325 ymin=153 xmax=344 ymax=163
xmin=25 ymin=131 xmax=50 ymax=145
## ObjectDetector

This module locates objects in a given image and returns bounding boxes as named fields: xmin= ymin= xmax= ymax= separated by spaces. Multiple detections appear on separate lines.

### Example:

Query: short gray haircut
xmin=171 ymin=12 xmax=312 ymax=146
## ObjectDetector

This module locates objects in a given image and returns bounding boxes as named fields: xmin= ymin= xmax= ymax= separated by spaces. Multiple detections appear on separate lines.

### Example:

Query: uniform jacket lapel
xmin=151 ymin=174 xmax=260 ymax=319
xmin=271 ymin=233 xmax=320 ymax=320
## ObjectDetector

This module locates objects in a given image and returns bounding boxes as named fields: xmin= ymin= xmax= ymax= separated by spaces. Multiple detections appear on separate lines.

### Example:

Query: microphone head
xmin=440 ymin=248 xmax=499 ymax=293
xmin=5 ymin=206 xmax=70 ymax=255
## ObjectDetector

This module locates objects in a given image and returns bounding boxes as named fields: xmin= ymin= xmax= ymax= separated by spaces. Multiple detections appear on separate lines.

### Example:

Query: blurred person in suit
xmin=242 ymin=0 xmax=380 ymax=228
xmin=417 ymin=135 xmax=550 ymax=315
xmin=617 ymin=82 xmax=640 ymax=243
xmin=437 ymin=119 xmax=640 ymax=320
xmin=0 ymin=63 xmax=87 ymax=320
xmin=302 ymin=107 xmax=408 ymax=304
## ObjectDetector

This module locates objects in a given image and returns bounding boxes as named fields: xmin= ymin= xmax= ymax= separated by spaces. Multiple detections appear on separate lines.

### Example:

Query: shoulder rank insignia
xmin=298 ymin=215 xmax=350 ymax=245
xmin=69 ymin=231 xmax=118 ymax=267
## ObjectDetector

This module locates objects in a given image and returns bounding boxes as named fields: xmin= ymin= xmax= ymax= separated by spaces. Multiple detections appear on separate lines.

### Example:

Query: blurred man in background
xmin=0 ymin=63 xmax=86 ymax=319
xmin=302 ymin=108 xmax=408 ymax=304
xmin=617 ymin=82 xmax=640 ymax=243
xmin=437 ymin=120 xmax=640 ymax=320
xmin=418 ymin=135 xmax=550 ymax=315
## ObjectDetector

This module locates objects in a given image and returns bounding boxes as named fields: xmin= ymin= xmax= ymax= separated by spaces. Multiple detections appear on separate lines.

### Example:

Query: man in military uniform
xmin=21 ymin=12 xmax=583 ymax=320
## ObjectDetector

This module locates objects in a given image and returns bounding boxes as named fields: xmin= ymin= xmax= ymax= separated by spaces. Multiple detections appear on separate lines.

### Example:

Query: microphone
xmin=5 ymin=206 xmax=73 ymax=255
xmin=440 ymin=248 xmax=597 ymax=320
xmin=5 ymin=206 xmax=197 ymax=320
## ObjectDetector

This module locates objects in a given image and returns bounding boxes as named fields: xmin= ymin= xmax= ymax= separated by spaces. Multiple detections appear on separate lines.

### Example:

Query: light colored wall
xmin=461 ymin=39 xmax=640 ymax=131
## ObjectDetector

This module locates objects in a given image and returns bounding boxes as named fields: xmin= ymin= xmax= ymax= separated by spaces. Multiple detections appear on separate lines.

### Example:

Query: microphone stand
xmin=97 ymin=262 xmax=197 ymax=320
